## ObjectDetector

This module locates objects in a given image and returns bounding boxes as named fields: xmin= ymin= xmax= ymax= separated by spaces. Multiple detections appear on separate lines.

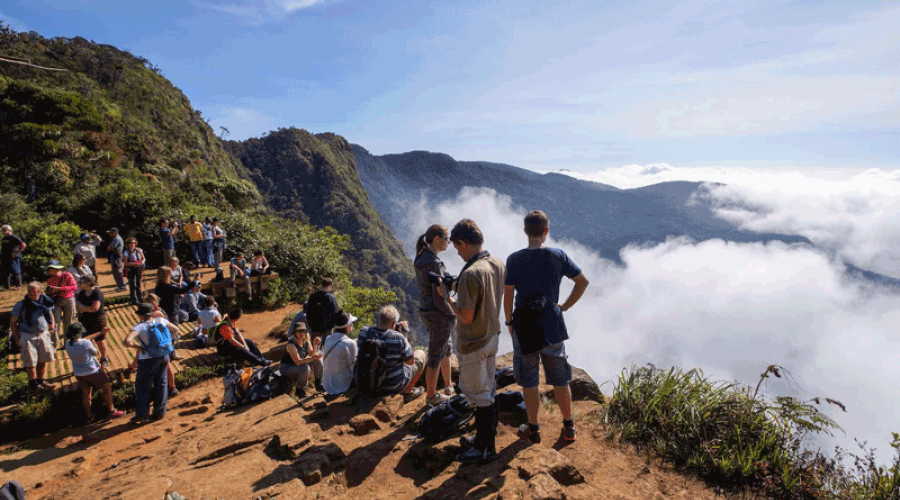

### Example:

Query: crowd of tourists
xmin=4 ymin=210 xmax=590 ymax=465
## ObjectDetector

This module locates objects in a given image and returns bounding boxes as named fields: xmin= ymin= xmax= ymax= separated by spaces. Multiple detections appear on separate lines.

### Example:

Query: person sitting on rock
xmin=322 ymin=310 xmax=358 ymax=397
xmin=228 ymin=250 xmax=252 ymax=299
xmin=179 ymin=282 xmax=207 ymax=322
xmin=197 ymin=296 xmax=221 ymax=334
xmin=356 ymin=305 xmax=426 ymax=401
xmin=278 ymin=317 xmax=323 ymax=396
xmin=213 ymin=307 xmax=268 ymax=366
xmin=64 ymin=322 xmax=125 ymax=423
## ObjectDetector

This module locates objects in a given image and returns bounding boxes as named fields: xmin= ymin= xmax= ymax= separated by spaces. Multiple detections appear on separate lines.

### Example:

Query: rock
xmin=371 ymin=394 xmax=403 ymax=421
xmin=496 ymin=352 xmax=603 ymax=403
xmin=527 ymin=473 xmax=566 ymax=500
xmin=295 ymin=444 xmax=344 ymax=486
xmin=202 ymin=394 xmax=213 ymax=404
xmin=349 ymin=414 xmax=381 ymax=435
xmin=178 ymin=405 xmax=210 ymax=417
xmin=512 ymin=447 xmax=585 ymax=486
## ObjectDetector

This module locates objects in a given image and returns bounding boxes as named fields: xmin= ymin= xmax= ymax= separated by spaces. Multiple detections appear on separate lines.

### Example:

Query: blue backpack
xmin=140 ymin=320 xmax=174 ymax=358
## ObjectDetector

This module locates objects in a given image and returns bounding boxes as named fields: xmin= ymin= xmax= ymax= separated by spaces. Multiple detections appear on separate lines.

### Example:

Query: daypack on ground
xmin=222 ymin=366 xmax=279 ymax=408
xmin=140 ymin=321 xmax=173 ymax=358
xmin=416 ymin=394 xmax=475 ymax=443
xmin=354 ymin=336 xmax=387 ymax=393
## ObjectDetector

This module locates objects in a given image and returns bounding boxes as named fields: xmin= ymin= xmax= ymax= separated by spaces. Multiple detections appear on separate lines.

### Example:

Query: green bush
xmin=339 ymin=285 xmax=398 ymax=334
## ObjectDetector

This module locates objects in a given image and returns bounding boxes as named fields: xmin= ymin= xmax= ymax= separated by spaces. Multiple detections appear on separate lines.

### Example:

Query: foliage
xmin=0 ymin=363 xmax=29 ymax=407
xmin=605 ymin=364 xmax=841 ymax=498
xmin=339 ymin=285 xmax=398 ymax=335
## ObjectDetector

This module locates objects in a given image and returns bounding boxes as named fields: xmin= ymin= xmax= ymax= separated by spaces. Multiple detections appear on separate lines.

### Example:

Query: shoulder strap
xmin=322 ymin=338 xmax=341 ymax=362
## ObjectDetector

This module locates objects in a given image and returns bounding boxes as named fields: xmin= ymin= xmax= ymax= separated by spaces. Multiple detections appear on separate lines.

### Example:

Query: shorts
xmin=403 ymin=350 xmax=427 ymax=385
xmin=18 ymin=331 xmax=55 ymax=368
xmin=76 ymin=370 xmax=110 ymax=391
xmin=421 ymin=310 xmax=455 ymax=368
xmin=512 ymin=335 xmax=572 ymax=388
xmin=81 ymin=316 xmax=108 ymax=339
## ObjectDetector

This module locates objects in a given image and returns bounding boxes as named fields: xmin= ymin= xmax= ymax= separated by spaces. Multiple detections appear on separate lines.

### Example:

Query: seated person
xmin=229 ymin=251 xmax=252 ymax=298
xmin=322 ymin=310 xmax=358 ymax=397
xmin=64 ymin=322 xmax=125 ymax=423
xmin=179 ymin=282 xmax=207 ymax=322
xmin=169 ymin=257 xmax=188 ymax=287
xmin=213 ymin=308 xmax=268 ymax=366
xmin=278 ymin=318 xmax=323 ymax=396
xmin=356 ymin=305 xmax=426 ymax=401
xmin=250 ymin=250 xmax=270 ymax=276
xmin=197 ymin=296 xmax=221 ymax=333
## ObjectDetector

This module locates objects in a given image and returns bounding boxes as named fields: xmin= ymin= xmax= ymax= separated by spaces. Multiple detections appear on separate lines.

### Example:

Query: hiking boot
xmin=562 ymin=423 xmax=577 ymax=442
xmin=457 ymin=444 xmax=497 ymax=464
xmin=169 ymin=387 xmax=179 ymax=397
xmin=314 ymin=381 xmax=325 ymax=393
xmin=403 ymin=386 xmax=424 ymax=403
xmin=100 ymin=356 xmax=110 ymax=368
xmin=129 ymin=416 xmax=149 ymax=426
xmin=458 ymin=435 xmax=477 ymax=449
xmin=517 ymin=423 xmax=542 ymax=444
xmin=427 ymin=393 xmax=449 ymax=406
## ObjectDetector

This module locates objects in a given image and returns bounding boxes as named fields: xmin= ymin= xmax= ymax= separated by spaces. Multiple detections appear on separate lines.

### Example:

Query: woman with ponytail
xmin=413 ymin=224 xmax=457 ymax=406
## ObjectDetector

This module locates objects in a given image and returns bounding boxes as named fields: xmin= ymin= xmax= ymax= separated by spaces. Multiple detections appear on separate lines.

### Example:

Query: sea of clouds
xmin=405 ymin=165 xmax=900 ymax=464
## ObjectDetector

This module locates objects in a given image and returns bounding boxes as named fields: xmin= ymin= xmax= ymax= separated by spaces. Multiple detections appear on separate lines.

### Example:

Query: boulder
xmin=349 ymin=414 xmax=381 ymax=435
xmin=511 ymin=447 xmax=585 ymax=486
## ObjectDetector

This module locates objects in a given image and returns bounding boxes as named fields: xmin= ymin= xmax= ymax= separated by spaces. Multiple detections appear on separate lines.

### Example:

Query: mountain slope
xmin=352 ymin=146 xmax=809 ymax=261
xmin=226 ymin=130 xmax=418 ymax=323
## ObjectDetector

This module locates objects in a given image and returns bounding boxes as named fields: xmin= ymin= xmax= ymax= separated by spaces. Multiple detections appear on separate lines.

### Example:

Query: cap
xmin=43 ymin=260 xmax=65 ymax=270
xmin=81 ymin=233 xmax=91 ymax=241
xmin=108 ymin=227 xmax=118 ymax=233
xmin=333 ymin=311 xmax=358 ymax=330
xmin=135 ymin=303 xmax=155 ymax=317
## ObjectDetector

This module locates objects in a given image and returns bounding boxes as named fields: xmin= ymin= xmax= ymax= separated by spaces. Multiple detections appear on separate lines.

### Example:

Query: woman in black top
xmin=413 ymin=224 xmax=457 ymax=406
xmin=75 ymin=275 xmax=110 ymax=367
xmin=278 ymin=319 xmax=323 ymax=396
xmin=154 ymin=266 xmax=196 ymax=361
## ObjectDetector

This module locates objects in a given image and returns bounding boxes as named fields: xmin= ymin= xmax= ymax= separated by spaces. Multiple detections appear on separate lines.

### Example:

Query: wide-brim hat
xmin=43 ymin=260 xmax=65 ymax=270
xmin=135 ymin=303 xmax=155 ymax=317
xmin=334 ymin=312 xmax=358 ymax=330
xmin=66 ymin=322 xmax=87 ymax=337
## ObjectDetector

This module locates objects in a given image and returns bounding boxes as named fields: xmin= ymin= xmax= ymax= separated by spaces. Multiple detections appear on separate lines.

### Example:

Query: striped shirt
xmin=357 ymin=326 xmax=414 ymax=393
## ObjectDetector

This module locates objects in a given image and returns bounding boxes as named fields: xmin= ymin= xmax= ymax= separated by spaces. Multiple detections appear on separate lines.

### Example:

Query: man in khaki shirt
xmin=439 ymin=219 xmax=505 ymax=464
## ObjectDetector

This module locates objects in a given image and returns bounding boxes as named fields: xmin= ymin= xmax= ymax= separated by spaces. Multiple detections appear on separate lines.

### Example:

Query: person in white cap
xmin=321 ymin=310 xmax=359 ymax=397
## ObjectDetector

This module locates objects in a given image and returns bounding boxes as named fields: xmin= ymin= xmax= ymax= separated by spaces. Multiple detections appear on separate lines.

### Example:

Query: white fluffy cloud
xmin=409 ymin=186 xmax=900 ymax=464
xmin=565 ymin=165 xmax=900 ymax=277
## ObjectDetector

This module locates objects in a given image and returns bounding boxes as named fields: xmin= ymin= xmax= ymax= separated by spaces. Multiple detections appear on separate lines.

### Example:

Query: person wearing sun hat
xmin=64 ymin=321 xmax=126 ymax=423
xmin=44 ymin=259 xmax=78 ymax=348
xmin=321 ymin=310 xmax=359 ymax=397
xmin=278 ymin=314 xmax=324 ymax=396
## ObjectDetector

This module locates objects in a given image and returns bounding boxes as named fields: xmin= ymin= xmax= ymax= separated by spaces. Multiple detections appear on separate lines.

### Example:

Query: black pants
xmin=217 ymin=338 xmax=268 ymax=366
xmin=127 ymin=267 xmax=143 ymax=304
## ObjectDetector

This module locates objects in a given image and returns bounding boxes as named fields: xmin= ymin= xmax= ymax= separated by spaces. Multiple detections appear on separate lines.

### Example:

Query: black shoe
xmin=458 ymin=435 xmax=477 ymax=449
xmin=457 ymin=445 xmax=497 ymax=464
xmin=314 ymin=382 xmax=325 ymax=393
xmin=517 ymin=423 xmax=542 ymax=444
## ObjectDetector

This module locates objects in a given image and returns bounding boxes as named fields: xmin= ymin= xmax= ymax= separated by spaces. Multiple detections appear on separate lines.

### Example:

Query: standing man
xmin=185 ymin=216 xmax=205 ymax=267
xmin=45 ymin=260 xmax=78 ymax=348
xmin=158 ymin=219 xmax=178 ymax=267
xmin=203 ymin=217 xmax=215 ymax=267
xmin=107 ymin=227 xmax=126 ymax=292
xmin=10 ymin=282 xmax=56 ymax=392
xmin=504 ymin=211 xmax=589 ymax=444
xmin=211 ymin=218 xmax=225 ymax=268
xmin=74 ymin=233 xmax=102 ymax=277
xmin=437 ymin=219 xmax=505 ymax=464
xmin=304 ymin=278 xmax=339 ymax=345
xmin=1 ymin=224 xmax=25 ymax=289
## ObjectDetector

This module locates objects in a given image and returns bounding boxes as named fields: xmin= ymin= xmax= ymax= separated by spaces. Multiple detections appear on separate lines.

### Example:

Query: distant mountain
xmin=352 ymin=146 xmax=810 ymax=262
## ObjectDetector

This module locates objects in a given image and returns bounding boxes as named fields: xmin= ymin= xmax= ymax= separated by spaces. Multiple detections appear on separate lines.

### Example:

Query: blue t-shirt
xmin=159 ymin=227 xmax=174 ymax=250
xmin=505 ymin=247 xmax=582 ymax=345
xmin=65 ymin=339 xmax=101 ymax=377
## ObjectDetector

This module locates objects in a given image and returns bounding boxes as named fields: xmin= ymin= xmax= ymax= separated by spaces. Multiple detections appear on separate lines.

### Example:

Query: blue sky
xmin=2 ymin=0 xmax=897 ymax=171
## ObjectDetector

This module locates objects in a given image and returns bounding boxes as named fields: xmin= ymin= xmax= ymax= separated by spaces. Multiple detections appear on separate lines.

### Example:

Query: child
xmin=64 ymin=322 xmax=125 ymax=423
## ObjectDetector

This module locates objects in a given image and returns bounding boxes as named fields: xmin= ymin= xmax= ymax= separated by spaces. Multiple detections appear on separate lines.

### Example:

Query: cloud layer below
xmin=408 ymin=184 xmax=900 ymax=464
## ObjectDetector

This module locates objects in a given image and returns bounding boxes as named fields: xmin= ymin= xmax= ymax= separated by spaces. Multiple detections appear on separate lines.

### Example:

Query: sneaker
xmin=517 ymin=423 xmax=542 ymax=444
xmin=442 ymin=386 xmax=457 ymax=396
xmin=428 ymin=393 xmax=449 ymax=406
xmin=169 ymin=387 xmax=179 ymax=397
xmin=37 ymin=381 xmax=54 ymax=392
xmin=100 ymin=357 xmax=110 ymax=368
xmin=129 ymin=416 xmax=148 ymax=426
xmin=314 ymin=383 xmax=325 ymax=393
xmin=108 ymin=410 xmax=126 ymax=419
xmin=403 ymin=386 xmax=425 ymax=403
xmin=458 ymin=435 xmax=477 ymax=449
xmin=149 ymin=413 xmax=165 ymax=422
xmin=562 ymin=425 xmax=577 ymax=442
xmin=457 ymin=445 xmax=497 ymax=464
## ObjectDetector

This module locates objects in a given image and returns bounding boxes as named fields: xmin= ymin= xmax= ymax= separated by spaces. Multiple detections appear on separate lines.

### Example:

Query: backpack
xmin=208 ymin=319 xmax=230 ymax=344
xmin=139 ymin=320 xmax=173 ymax=358
xmin=222 ymin=366 xmax=276 ymax=408
xmin=416 ymin=394 xmax=475 ymax=443
xmin=304 ymin=291 xmax=334 ymax=333
xmin=354 ymin=334 xmax=388 ymax=393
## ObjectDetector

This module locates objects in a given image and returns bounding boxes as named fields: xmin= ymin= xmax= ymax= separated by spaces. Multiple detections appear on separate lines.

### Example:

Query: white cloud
xmin=0 ymin=11 xmax=28 ymax=32
xmin=408 ymin=186 xmax=900 ymax=464
xmin=195 ymin=0 xmax=341 ymax=23
xmin=563 ymin=165 xmax=900 ymax=277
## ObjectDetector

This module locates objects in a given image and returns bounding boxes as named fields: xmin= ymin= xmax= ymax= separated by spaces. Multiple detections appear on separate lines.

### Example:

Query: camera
xmin=427 ymin=271 xmax=457 ymax=289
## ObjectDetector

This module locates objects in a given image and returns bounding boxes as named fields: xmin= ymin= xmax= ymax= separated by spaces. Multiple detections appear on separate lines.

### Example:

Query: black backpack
xmin=354 ymin=334 xmax=387 ymax=393
xmin=304 ymin=291 xmax=334 ymax=333
xmin=416 ymin=394 xmax=475 ymax=443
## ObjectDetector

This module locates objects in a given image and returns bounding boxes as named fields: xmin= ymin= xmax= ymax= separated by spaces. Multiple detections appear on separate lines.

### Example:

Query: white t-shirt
xmin=321 ymin=332 xmax=357 ymax=395
xmin=198 ymin=308 xmax=221 ymax=330
xmin=132 ymin=318 xmax=175 ymax=360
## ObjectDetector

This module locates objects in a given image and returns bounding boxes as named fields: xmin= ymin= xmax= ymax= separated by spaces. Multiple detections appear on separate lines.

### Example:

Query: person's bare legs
xmin=523 ymin=386 xmax=541 ymax=425
xmin=553 ymin=384 xmax=573 ymax=421
xmin=82 ymin=387 xmax=94 ymax=420
xmin=102 ymin=383 xmax=116 ymax=412
xmin=440 ymin=357 xmax=452 ymax=390
xmin=425 ymin=365 xmax=440 ymax=398
xmin=97 ymin=337 xmax=108 ymax=359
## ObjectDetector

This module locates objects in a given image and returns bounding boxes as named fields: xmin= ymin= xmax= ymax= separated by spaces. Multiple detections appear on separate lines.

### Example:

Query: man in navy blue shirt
xmin=504 ymin=211 xmax=589 ymax=444
xmin=159 ymin=219 xmax=178 ymax=266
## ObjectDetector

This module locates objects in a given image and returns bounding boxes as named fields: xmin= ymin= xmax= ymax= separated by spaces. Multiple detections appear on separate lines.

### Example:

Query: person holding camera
xmin=123 ymin=238 xmax=146 ymax=306
xmin=158 ymin=219 xmax=178 ymax=266
xmin=414 ymin=224 xmax=457 ymax=406
xmin=504 ymin=211 xmax=589 ymax=444
xmin=437 ymin=219 xmax=505 ymax=464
